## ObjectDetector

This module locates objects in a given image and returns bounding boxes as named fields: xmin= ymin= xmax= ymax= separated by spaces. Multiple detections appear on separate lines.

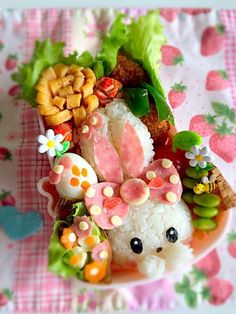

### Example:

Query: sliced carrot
xmin=84 ymin=261 xmax=106 ymax=283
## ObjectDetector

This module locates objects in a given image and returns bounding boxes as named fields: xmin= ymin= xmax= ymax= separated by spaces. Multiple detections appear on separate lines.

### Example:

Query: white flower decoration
xmin=185 ymin=145 xmax=213 ymax=169
xmin=37 ymin=129 xmax=64 ymax=157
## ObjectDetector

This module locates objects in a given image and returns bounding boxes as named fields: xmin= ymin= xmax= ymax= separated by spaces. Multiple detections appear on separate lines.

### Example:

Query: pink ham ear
xmin=84 ymin=182 xmax=129 ymax=230
xmin=120 ymin=121 xmax=145 ymax=178
xmin=93 ymin=133 xmax=123 ymax=184
xmin=140 ymin=159 xmax=183 ymax=204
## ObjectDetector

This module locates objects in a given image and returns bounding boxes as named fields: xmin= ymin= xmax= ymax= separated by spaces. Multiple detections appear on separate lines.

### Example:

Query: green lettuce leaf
xmin=124 ymin=11 xmax=167 ymax=97
xmin=77 ymin=51 xmax=94 ymax=67
xmin=95 ymin=13 xmax=128 ymax=75
xmin=67 ymin=201 xmax=88 ymax=225
xmin=48 ymin=220 xmax=82 ymax=278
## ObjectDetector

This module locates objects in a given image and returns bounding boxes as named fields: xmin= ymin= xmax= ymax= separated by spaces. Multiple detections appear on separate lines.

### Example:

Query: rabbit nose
xmin=156 ymin=247 xmax=162 ymax=253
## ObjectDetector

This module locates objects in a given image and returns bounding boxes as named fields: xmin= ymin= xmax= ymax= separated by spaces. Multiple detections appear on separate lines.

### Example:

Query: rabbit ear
xmin=93 ymin=132 xmax=123 ymax=184
xmin=84 ymin=182 xmax=129 ymax=229
xmin=120 ymin=121 xmax=145 ymax=177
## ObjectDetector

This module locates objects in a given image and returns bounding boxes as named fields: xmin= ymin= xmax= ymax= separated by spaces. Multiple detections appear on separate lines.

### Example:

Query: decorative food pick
xmin=185 ymin=145 xmax=213 ymax=169
xmin=193 ymin=174 xmax=217 ymax=195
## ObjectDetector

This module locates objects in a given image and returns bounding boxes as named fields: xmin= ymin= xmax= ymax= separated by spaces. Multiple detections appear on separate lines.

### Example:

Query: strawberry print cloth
xmin=0 ymin=7 xmax=236 ymax=314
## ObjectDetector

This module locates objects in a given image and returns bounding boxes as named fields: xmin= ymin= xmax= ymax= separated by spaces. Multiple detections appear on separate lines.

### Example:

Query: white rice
xmin=107 ymin=200 xmax=193 ymax=267
xmin=80 ymin=99 xmax=154 ymax=179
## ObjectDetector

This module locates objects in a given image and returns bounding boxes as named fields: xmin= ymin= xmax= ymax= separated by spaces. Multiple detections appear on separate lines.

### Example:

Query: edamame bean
xmin=193 ymin=193 xmax=220 ymax=207
xmin=182 ymin=191 xmax=194 ymax=204
xmin=193 ymin=206 xmax=219 ymax=218
xmin=185 ymin=167 xmax=208 ymax=179
xmin=193 ymin=218 xmax=217 ymax=231
xmin=182 ymin=177 xmax=198 ymax=189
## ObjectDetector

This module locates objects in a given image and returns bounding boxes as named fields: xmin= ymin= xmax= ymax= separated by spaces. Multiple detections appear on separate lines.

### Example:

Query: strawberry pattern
xmin=1 ymin=7 xmax=236 ymax=314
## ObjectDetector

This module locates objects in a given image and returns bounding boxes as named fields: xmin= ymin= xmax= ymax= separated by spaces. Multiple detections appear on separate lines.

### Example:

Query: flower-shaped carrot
xmin=60 ymin=227 xmax=77 ymax=249
xmin=84 ymin=261 xmax=106 ymax=284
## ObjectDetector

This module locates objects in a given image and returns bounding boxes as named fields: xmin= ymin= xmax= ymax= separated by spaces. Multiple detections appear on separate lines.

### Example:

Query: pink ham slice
xmin=94 ymin=133 xmax=123 ymax=184
xmin=120 ymin=178 xmax=149 ymax=205
xmin=140 ymin=159 xmax=182 ymax=204
xmin=120 ymin=121 xmax=145 ymax=178
xmin=84 ymin=182 xmax=129 ymax=230
xmin=71 ymin=216 xmax=92 ymax=239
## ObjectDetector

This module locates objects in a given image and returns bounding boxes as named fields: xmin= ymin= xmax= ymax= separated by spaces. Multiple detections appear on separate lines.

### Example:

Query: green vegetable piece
xmin=67 ymin=201 xmax=88 ymax=225
xmin=193 ymin=194 xmax=221 ymax=207
xmin=182 ymin=177 xmax=198 ymax=189
xmin=122 ymin=88 xmax=150 ymax=117
xmin=77 ymin=51 xmax=94 ymax=67
xmin=96 ymin=13 xmax=127 ymax=75
xmin=93 ymin=61 xmax=104 ymax=79
xmin=192 ymin=218 xmax=217 ymax=231
xmin=193 ymin=206 xmax=219 ymax=218
xmin=185 ymin=167 xmax=208 ymax=179
xmin=48 ymin=220 xmax=80 ymax=278
xmin=172 ymin=131 xmax=202 ymax=153
xmin=55 ymin=141 xmax=70 ymax=158
xmin=124 ymin=11 xmax=167 ymax=98
xmin=141 ymin=82 xmax=174 ymax=125
xmin=182 ymin=191 xmax=195 ymax=204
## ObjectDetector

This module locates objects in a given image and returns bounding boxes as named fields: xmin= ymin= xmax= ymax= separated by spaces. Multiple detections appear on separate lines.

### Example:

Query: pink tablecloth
xmin=0 ymin=8 xmax=236 ymax=313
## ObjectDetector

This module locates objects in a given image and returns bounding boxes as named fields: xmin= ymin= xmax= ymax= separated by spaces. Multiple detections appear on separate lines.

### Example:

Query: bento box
xmin=13 ymin=11 xmax=235 ymax=287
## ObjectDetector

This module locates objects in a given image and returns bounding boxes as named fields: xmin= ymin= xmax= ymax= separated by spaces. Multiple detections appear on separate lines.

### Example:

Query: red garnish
xmin=98 ymin=77 xmax=115 ymax=93
xmin=52 ymin=122 xmax=73 ymax=142
xmin=103 ymin=197 xmax=123 ymax=209
xmin=148 ymin=177 xmax=165 ymax=189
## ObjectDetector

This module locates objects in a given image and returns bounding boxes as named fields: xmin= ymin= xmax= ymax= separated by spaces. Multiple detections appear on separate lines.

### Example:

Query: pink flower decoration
xmin=71 ymin=216 xmax=92 ymax=239
xmin=92 ymin=240 xmax=110 ymax=261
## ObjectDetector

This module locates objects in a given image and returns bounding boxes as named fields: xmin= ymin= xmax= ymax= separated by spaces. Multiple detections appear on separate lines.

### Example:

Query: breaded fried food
xmin=110 ymin=54 xmax=147 ymax=86
xmin=141 ymin=104 xmax=170 ymax=146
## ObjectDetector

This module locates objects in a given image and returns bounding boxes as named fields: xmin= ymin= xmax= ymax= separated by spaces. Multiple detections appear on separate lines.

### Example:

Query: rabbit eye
xmin=166 ymin=227 xmax=178 ymax=243
xmin=130 ymin=237 xmax=143 ymax=254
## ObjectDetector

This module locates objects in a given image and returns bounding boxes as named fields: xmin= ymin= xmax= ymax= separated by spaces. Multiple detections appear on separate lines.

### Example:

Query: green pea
xmin=193 ymin=218 xmax=217 ymax=231
xmin=193 ymin=206 xmax=219 ymax=218
xmin=185 ymin=167 xmax=208 ymax=179
xmin=182 ymin=177 xmax=198 ymax=189
xmin=182 ymin=191 xmax=195 ymax=204
xmin=193 ymin=193 xmax=221 ymax=207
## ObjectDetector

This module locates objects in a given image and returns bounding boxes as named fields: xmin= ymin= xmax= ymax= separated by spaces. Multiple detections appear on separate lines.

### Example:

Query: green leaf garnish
xmin=172 ymin=131 xmax=202 ymax=152
xmin=48 ymin=220 xmax=79 ymax=278
xmin=124 ymin=11 xmax=167 ymax=98
xmin=67 ymin=201 xmax=88 ymax=225
xmin=93 ymin=60 xmax=104 ymax=79
xmin=141 ymin=82 xmax=175 ymax=125
xmin=55 ymin=141 xmax=70 ymax=158
xmin=77 ymin=51 xmax=94 ymax=67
